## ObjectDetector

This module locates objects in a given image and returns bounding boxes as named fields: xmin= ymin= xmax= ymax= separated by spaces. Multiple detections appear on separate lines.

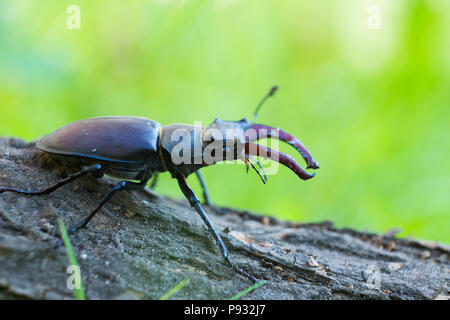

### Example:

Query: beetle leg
xmin=149 ymin=173 xmax=159 ymax=189
xmin=245 ymin=142 xmax=315 ymax=180
xmin=55 ymin=180 xmax=145 ymax=248
xmin=195 ymin=171 xmax=211 ymax=205
xmin=176 ymin=174 xmax=258 ymax=283
xmin=245 ymin=124 xmax=320 ymax=169
xmin=0 ymin=164 xmax=104 ymax=196
xmin=196 ymin=171 xmax=228 ymax=215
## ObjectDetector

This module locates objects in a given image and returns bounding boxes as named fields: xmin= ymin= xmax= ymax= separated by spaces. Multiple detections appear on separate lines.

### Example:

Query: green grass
xmin=229 ymin=280 xmax=266 ymax=300
xmin=57 ymin=218 xmax=86 ymax=300
xmin=159 ymin=278 xmax=189 ymax=300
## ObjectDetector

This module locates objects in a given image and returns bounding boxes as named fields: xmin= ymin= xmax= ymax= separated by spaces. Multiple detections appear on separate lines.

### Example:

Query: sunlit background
xmin=1 ymin=0 xmax=449 ymax=242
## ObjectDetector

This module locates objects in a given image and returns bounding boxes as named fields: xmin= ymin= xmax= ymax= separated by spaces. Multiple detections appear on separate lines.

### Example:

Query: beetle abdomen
xmin=37 ymin=116 xmax=162 ymax=163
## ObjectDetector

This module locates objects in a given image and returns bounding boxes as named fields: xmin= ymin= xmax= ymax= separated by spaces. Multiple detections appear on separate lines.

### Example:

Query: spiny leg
xmin=176 ymin=174 xmax=258 ymax=283
xmin=0 ymin=164 xmax=104 ymax=196
xmin=55 ymin=180 xmax=145 ymax=247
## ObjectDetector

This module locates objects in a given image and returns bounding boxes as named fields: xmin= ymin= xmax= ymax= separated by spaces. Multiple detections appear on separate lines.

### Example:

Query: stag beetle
xmin=0 ymin=86 xmax=319 ymax=282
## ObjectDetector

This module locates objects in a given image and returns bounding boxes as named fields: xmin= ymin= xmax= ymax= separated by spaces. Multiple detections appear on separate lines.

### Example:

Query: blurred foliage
xmin=0 ymin=0 xmax=449 ymax=242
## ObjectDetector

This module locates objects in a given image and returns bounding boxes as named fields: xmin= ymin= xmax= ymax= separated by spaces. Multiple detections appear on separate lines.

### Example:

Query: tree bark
xmin=0 ymin=137 xmax=448 ymax=300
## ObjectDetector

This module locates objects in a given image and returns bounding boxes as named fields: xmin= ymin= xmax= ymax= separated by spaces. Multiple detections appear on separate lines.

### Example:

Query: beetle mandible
xmin=0 ymin=86 xmax=319 ymax=282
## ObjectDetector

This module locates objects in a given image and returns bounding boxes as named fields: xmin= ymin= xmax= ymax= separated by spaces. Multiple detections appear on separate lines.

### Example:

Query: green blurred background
xmin=0 ymin=0 xmax=449 ymax=242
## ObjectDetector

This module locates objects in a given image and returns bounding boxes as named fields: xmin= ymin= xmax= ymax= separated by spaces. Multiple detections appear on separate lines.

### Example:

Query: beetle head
xmin=160 ymin=86 xmax=319 ymax=181
xmin=201 ymin=118 xmax=248 ymax=163
xmin=199 ymin=85 xmax=320 ymax=181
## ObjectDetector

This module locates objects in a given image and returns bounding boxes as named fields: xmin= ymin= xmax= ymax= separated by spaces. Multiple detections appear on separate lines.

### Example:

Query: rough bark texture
xmin=0 ymin=137 xmax=448 ymax=300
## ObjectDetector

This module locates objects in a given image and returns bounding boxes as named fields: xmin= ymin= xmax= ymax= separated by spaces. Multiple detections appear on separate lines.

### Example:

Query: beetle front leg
xmin=0 ymin=164 xmax=104 ymax=196
xmin=176 ymin=174 xmax=258 ymax=283
xmin=149 ymin=173 xmax=159 ymax=189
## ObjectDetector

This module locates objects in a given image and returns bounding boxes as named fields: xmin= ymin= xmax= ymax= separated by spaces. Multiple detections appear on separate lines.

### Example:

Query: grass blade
xmin=229 ymin=280 xmax=266 ymax=300
xmin=159 ymin=278 xmax=189 ymax=300
xmin=57 ymin=218 xmax=86 ymax=300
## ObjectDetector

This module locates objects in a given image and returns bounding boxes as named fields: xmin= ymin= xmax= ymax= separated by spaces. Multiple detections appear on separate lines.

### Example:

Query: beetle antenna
xmin=251 ymin=85 xmax=279 ymax=124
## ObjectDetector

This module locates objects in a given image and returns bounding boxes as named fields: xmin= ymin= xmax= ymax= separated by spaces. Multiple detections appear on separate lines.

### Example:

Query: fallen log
xmin=0 ymin=138 xmax=448 ymax=299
